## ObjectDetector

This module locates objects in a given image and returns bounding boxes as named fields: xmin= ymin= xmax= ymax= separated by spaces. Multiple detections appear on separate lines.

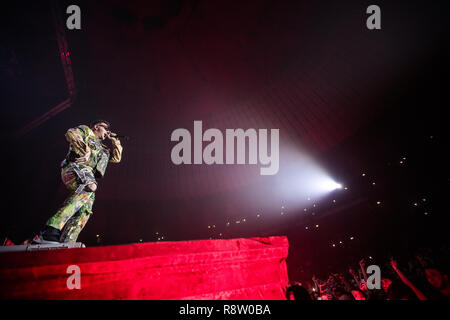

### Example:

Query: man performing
xmin=33 ymin=120 xmax=123 ymax=244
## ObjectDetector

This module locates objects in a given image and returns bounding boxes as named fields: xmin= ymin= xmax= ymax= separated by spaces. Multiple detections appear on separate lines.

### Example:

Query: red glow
xmin=0 ymin=236 xmax=289 ymax=300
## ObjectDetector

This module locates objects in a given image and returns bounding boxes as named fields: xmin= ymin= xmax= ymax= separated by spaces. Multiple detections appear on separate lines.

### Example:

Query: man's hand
xmin=106 ymin=131 xmax=118 ymax=140
xmin=390 ymin=258 xmax=398 ymax=270
xmin=75 ymin=148 xmax=91 ymax=163
xmin=359 ymin=258 xmax=366 ymax=268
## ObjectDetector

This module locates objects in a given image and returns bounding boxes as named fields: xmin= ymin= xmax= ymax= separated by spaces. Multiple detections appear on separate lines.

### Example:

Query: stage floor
xmin=0 ymin=236 xmax=289 ymax=300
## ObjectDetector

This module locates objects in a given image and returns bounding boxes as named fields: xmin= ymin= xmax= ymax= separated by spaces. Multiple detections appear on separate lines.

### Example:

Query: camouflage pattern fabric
xmin=45 ymin=125 xmax=122 ymax=243
xmin=46 ymin=164 xmax=96 ymax=242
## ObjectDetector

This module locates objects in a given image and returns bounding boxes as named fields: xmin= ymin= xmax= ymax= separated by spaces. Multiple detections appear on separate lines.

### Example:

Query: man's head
xmin=381 ymin=278 xmax=393 ymax=293
xmin=286 ymin=285 xmax=312 ymax=300
xmin=90 ymin=120 xmax=110 ymax=140
xmin=425 ymin=268 xmax=448 ymax=290
xmin=386 ymin=281 xmax=417 ymax=300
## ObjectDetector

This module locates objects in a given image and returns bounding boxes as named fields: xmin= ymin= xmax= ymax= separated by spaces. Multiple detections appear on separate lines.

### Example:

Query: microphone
xmin=115 ymin=134 xmax=130 ymax=140
xmin=109 ymin=133 xmax=130 ymax=140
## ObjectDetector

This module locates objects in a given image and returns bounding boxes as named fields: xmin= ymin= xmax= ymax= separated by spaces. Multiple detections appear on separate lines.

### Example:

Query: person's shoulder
xmin=76 ymin=125 xmax=94 ymax=136
xmin=76 ymin=124 xmax=91 ymax=131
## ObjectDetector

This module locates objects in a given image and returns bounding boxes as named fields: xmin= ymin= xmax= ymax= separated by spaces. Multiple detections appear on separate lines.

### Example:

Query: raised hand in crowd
xmin=390 ymin=258 xmax=427 ymax=300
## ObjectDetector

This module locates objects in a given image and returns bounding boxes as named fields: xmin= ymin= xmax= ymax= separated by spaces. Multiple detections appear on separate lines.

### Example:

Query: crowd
xmin=286 ymin=247 xmax=450 ymax=300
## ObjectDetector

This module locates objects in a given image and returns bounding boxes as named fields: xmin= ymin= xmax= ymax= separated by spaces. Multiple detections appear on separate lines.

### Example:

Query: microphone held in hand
xmin=115 ymin=134 xmax=130 ymax=140
xmin=109 ymin=132 xmax=130 ymax=140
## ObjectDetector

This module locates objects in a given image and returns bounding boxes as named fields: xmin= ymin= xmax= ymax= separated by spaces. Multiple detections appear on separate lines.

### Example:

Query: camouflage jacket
xmin=62 ymin=125 xmax=122 ymax=178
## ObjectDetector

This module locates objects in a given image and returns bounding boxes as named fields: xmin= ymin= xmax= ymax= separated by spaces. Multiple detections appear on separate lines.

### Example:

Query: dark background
xmin=1 ymin=0 xmax=448 ymax=284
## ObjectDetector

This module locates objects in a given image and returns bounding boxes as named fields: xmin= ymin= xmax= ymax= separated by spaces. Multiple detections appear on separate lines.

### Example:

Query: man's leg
xmin=46 ymin=189 xmax=94 ymax=232
xmin=34 ymin=165 xmax=97 ymax=244
xmin=59 ymin=198 xmax=94 ymax=243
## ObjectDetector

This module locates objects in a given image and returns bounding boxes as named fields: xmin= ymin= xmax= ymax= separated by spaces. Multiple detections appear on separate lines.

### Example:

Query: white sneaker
xmin=32 ymin=235 xmax=61 ymax=245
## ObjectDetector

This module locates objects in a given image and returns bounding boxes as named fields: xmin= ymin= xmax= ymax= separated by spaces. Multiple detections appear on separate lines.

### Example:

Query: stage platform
xmin=0 ymin=236 xmax=289 ymax=299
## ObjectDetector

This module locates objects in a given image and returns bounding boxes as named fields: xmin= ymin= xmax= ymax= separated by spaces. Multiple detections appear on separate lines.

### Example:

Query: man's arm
xmin=349 ymin=268 xmax=360 ymax=288
xmin=390 ymin=259 xmax=427 ymax=300
xmin=359 ymin=259 xmax=368 ymax=284
xmin=312 ymin=275 xmax=322 ymax=295
xmin=108 ymin=135 xmax=123 ymax=163
xmin=65 ymin=126 xmax=91 ymax=159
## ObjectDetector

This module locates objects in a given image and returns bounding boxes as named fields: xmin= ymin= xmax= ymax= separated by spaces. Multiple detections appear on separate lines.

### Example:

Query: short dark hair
xmin=90 ymin=120 xmax=110 ymax=129
xmin=286 ymin=285 xmax=312 ymax=300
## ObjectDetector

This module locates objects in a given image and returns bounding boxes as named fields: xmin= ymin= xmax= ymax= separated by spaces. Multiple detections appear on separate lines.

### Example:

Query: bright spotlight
xmin=272 ymin=148 xmax=344 ymax=208
xmin=315 ymin=179 xmax=343 ymax=192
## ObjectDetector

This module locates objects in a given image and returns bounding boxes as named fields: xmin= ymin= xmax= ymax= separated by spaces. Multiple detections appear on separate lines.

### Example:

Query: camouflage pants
xmin=46 ymin=163 xmax=97 ymax=243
